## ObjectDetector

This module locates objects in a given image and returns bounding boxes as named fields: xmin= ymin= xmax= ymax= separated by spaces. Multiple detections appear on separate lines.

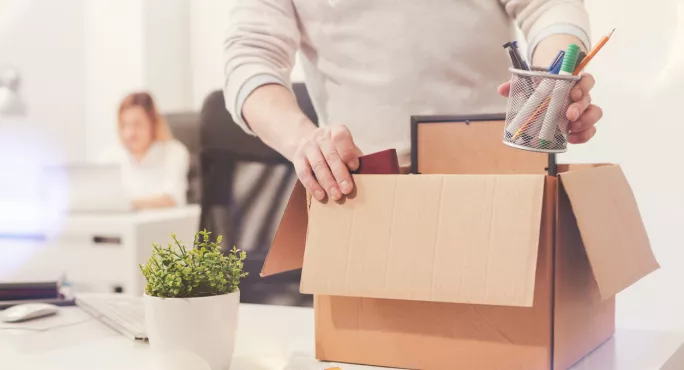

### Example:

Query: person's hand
xmin=293 ymin=125 xmax=363 ymax=201
xmin=498 ymin=73 xmax=603 ymax=144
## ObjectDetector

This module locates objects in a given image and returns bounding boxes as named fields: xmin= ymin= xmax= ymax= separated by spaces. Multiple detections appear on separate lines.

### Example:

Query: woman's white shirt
xmin=105 ymin=140 xmax=190 ymax=206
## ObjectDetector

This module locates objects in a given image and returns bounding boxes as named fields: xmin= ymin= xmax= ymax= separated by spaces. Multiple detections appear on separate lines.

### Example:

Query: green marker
xmin=538 ymin=44 xmax=580 ymax=150
xmin=559 ymin=44 xmax=580 ymax=76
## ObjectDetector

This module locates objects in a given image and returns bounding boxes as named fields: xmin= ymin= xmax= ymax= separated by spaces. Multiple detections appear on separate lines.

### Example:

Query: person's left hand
xmin=498 ymin=73 xmax=603 ymax=144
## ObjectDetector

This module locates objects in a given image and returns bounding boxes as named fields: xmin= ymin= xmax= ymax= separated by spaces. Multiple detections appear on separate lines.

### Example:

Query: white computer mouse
xmin=1 ymin=303 xmax=59 ymax=323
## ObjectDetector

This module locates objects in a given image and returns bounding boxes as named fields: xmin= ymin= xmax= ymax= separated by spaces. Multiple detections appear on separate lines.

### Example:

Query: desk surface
xmin=63 ymin=204 xmax=201 ymax=224
xmin=0 ymin=204 xmax=201 ymax=236
xmin=1 ymin=304 xmax=682 ymax=370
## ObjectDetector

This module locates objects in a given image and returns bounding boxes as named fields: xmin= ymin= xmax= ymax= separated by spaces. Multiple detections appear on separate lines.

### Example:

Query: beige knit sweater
xmin=223 ymin=0 xmax=590 ymax=166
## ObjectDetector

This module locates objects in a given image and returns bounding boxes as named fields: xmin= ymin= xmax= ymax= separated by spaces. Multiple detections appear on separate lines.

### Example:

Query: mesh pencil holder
xmin=503 ymin=68 xmax=581 ymax=153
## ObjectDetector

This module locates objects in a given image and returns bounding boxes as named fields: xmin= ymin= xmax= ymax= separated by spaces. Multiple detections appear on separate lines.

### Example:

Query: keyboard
xmin=75 ymin=293 xmax=147 ymax=341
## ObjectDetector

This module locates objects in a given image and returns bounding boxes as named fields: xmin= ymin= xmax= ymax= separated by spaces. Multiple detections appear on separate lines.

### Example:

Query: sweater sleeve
xmin=499 ymin=0 xmax=591 ymax=61
xmin=223 ymin=0 xmax=300 ymax=135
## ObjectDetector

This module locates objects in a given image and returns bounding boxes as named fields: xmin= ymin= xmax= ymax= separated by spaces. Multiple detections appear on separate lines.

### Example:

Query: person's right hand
xmin=293 ymin=125 xmax=362 ymax=201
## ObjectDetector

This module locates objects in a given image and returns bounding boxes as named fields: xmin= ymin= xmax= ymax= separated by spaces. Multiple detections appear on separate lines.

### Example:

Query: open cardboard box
xmin=261 ymin=118 xmax=660 ymax=370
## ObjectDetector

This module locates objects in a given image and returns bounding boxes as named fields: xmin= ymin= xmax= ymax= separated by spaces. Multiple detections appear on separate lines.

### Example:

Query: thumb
xmin=353 ymin=145 xmax=363 ymax=157
xmin=346 ymin=146 xmax=363 ymax=171
xmin=498 ymin=81 xmax=511 ymax=97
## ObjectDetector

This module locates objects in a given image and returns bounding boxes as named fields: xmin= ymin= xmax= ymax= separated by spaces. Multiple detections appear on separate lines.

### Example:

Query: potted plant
xmin=140 ymin=230 xmax=248 ymax=370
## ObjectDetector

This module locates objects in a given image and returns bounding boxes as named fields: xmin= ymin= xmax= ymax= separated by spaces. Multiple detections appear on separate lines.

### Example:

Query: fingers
xmin=568 ymin=126 xmax=596 ymax=144
xmin=319 ymin=133 xmax=354 ymax=196
xmin=566 ymin=74 xmax=601 ymax=144
xmin=567 ymin=94 xmax=592 ymax=121
xmin=331 ymin=126 xmax=361 ymax=171
xmin=570 ymin=73 xmax=595 ymax=102
xmin=293 ymin=125 xmax=359 ymax=201
xmin=293 ymin=156 xmax=326 ymax=201
xmin=306 ymin=145 xmax=342 ymax=201
xmin=498 ymin=81 xmax=511 ymax=97
xmin=567 ymin=73 xmax=595 ymax=121
xmin=570 ymin=104 xmax=603 ymax=133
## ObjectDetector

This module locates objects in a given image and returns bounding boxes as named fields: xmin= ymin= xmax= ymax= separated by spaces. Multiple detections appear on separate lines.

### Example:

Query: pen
xmin=548 ymin=50 xmax=565 ymax=73
xmin=508 ymin=49 xmax=522 ymax=69
xmin=553 ymin=50 xmax=585 ymax=141
xmin=537 ymin=44 xmax=581 ymax=149
xmin=511 ymin=41 xmax=530 ymax=70
xmin=576 ymin=51 xmax=587 ymax=69
xmin=503 ymin=42 xmax=523 ymax=69
xmin=503 ymin=40 xmax=535 ymax=138
xmin=511 ymin=47 xmax=571 ymax=140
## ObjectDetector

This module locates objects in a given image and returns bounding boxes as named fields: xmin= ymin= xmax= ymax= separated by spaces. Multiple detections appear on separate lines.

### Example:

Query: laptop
xmin=75 ymin=293 xmax=147 ymax=341
xmin=42 ymin=164 xmax=132 ymax=213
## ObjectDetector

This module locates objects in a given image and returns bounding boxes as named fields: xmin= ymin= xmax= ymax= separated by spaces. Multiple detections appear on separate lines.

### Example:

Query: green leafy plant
xmin=140 ymin=230 xmax=248 ymax=298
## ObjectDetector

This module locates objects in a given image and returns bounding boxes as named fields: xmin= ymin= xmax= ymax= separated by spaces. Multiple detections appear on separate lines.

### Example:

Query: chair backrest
xmin=198 ymin=83 xmax=317 ymax=307
xmin=165 ymin=112 xmax=201 ymax=204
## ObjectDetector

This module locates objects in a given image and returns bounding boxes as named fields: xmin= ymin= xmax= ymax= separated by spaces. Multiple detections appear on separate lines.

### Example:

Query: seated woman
xmin=116 ymin=92 xmax=190 ymax=210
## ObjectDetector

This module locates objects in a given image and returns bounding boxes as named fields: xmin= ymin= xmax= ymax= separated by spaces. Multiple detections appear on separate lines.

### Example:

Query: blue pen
xmin=548 ymin=50 xmax=565 ymax=73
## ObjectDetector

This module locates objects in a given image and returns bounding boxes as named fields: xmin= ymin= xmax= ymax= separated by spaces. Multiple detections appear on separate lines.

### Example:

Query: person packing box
xmin=502 ymin=29 xmax=615 ymax=153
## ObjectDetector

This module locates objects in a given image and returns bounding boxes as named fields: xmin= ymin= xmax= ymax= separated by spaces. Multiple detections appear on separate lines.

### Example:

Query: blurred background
xmin=0 ymin=0 xmax=682 ymax=332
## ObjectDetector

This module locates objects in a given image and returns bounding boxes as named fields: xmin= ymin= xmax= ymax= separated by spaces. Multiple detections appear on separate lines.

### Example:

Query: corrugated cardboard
xmin=301 ymin=174 xmax=545 ymax=307
xmin=314 ymin=178 xmax=558 ymax=370
xmin=263 ymin=159 xmax=659 ymax=369
xmin=553 ymin=172 xmax=616 ymax=369
xmin=662 ymin=343 xmax=684 ymax=370
xmin=559 ymin=165 xmax=659 ymax=299
xmin=260 ymin=181 xmax=307 ymax=277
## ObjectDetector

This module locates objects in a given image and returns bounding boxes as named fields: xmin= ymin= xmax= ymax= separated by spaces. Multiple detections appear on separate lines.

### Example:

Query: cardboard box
xmin=262 ymin=122 xmax=659 ymax=370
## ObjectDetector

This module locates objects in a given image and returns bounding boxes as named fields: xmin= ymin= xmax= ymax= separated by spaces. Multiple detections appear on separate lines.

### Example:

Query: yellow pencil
xmin=512 ymin=96 xmax=552 ymax=140
xmin=573 ymin=28 xmax=615 ymax=75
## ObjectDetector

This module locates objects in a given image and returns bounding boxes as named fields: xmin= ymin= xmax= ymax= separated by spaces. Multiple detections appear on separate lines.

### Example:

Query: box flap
xmin=260 ymin=181 xmax=308 ymax=277
xmin=559 ymin=165 xmax=659 ymax=299
xmin=300 ymin=174 xmax=546 ymax=307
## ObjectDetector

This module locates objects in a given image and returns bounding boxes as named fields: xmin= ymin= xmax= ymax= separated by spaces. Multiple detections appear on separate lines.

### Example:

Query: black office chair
xmin=198 ymin=83 xmax=317 ymax=307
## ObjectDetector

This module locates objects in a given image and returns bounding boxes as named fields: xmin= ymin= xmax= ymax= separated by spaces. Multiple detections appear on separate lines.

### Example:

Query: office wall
xmin=562 ymin=0 xmax=684 ymax=332
xmin=84 ymin=0 xmax=192 ymax=160
xmin=188 ymin=0 xmax=233 ymax=110
xmin=0 ymin=0 xmax=87 ymax=162
xmin=144 ymin=0 xmax=192 ymax=113
xmin=83 ymin=0 xmax=145 ymax=161
xmin=0 ymin=0 xmax=85 ymax=229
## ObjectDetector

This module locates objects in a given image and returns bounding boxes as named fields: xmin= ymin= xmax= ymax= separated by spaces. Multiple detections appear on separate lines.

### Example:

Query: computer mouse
xmin=1 ymin=303 xmax=59 ymax=323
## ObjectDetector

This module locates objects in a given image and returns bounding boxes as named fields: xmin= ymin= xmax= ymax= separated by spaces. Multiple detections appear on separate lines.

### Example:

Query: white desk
xmin=1 ymin=304 xmax=682 ymax=370
xmin=0 ymin=205 xmax=200 ymax=294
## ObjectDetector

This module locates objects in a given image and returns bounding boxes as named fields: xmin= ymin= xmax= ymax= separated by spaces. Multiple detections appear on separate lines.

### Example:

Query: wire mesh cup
xmin=503 ymin=68 xmax=581 ymax=153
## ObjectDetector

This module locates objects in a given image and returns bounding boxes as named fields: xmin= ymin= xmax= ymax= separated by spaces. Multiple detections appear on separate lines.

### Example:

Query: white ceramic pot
xmin=143 ymin=291 xmax=240 ymax=370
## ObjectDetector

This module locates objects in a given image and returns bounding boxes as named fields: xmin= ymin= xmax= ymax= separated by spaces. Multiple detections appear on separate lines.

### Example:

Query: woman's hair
xmin=118 ymin=91 xmax=173 ymax=141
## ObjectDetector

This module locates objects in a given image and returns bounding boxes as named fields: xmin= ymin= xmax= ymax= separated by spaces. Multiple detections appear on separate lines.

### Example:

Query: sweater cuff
xmin=233 ymin=73 xmax=288 ymax=135
xmin=224 ymin=62 xmax=290 ymax=135
xmin=527 ymin=23 xmax=591 ymax=63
